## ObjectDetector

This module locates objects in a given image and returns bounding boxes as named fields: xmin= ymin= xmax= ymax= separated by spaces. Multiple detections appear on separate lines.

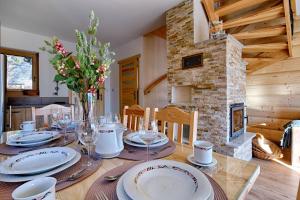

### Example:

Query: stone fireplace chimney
xmin=166 ymin=0 xmax=255 ymax=160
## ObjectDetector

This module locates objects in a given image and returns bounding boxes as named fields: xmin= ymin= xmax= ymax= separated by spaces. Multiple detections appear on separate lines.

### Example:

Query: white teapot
xmin=95 ymin=123 xmax=125 ymax=158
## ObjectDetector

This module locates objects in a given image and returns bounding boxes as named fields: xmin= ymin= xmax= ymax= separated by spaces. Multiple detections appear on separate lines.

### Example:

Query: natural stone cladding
xmin=166 ymin=0 xmax=250 ymax=159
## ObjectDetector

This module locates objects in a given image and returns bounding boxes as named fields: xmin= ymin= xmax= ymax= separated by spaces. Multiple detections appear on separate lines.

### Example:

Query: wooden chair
xmin=153 ymin=106 xmax=198 ymax=146
xmin=32 ymin=104 xmax=74 ymax=128
xmin=123 ymin=105 xmax=150 ymax=131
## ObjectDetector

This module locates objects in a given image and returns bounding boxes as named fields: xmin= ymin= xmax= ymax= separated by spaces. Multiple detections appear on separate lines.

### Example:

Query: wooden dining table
xmin=0 ymin=131 xmax=260 ymax=200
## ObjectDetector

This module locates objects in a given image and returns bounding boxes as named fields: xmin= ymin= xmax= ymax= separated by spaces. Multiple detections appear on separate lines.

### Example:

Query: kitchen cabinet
xmin=5 ymin=107 xmax=32 ymax=131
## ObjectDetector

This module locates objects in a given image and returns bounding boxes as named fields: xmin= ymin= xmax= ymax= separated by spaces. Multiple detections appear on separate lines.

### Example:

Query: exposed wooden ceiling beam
xmin=283 ymin=0 xmax=293 ymax=56
xmin=243 ymin=42 xmax=288 ymax=53
xmin=214 ymin=5 xmax=284 ymax=31
xmin=202 ymin=0 xmax=219 ymax=21
xmin=215 ymin=0 xmax=270 ymax=17
xmin=232 ymin=25 xmax=286 ymax=40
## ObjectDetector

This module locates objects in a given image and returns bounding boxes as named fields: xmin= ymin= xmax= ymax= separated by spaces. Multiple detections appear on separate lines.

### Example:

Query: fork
xmin=95 ymin=191 xmax=109 ymax=200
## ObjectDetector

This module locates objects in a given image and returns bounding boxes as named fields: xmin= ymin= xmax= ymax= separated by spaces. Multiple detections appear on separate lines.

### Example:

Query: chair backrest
xmin=123 ymin=105 xmax=150 ymax=131
xmin=32 ymin=104 xmax=74 ymax=128
xmin=153 ymin=106 xmax=198 ymax=146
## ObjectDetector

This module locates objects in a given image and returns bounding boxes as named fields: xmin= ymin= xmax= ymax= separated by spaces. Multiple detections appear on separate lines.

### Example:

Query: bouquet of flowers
xmin=41 ymin=11 xmax=115 ymax=120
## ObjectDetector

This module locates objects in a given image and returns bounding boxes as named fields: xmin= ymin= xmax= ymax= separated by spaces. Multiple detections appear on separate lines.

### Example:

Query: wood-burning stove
xmin=229 ymin=103 xmax=245 ymax=141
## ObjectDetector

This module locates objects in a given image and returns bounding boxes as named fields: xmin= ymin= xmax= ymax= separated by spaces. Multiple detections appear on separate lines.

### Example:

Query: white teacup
xmin=12 ymin=177 xmax=56 ymax=200
xmin=20 ymin=121 xmax=35 ymax=132
xmin=194 ymin=140 xmax=213 ymax=164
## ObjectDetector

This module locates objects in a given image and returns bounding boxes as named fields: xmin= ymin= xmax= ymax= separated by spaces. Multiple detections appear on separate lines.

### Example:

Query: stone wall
xmin=166 ymin=0 xmax=248 ymax=157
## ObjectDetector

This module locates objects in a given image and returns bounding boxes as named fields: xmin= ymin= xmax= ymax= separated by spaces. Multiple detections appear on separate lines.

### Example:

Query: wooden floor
xmin=246 ymin=158 xmax=300 ymax=200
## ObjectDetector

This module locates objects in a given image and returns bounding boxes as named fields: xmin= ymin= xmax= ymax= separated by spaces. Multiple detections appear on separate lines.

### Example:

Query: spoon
xmin=104 ymin=172 xmax=124 ymax=181
xmin=57 ymin=168 xmax=87 ymax=184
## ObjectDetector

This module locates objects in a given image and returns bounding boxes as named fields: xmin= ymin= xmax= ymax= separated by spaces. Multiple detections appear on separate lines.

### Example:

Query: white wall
xmin=110 ymin=37 xmax=144 ymax=113
xmin=143 ymin=36 xmax=168 ymax=109
xmin=109 ymin=35 xmax=168 ymax=114
xmin=1 ymin=26 xmax=75 ymax=97
xmin=193 ymin=0 xmax=209 ymax=43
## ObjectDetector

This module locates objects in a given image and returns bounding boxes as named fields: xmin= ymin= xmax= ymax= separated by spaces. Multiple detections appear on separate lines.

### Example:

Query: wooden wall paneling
xmin=247 ymin=71 xmax=300 ymax=86
xmin=247 ymin=116 xmax=290 ymax=131
xmin=247 ymin=95 xmax=300 ymax=107
xmin=247 ymin=84 xmax=300 ymax=96
xmin=247 ymin=106 xmax=300 ymax=120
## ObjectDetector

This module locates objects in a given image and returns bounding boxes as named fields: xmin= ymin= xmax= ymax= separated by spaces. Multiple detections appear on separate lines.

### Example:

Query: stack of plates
xmin=6 ymin=131 xmax=61 ymax=147
xmin=0 ymin=147 xmax=81 ymax=182
xmin=124 ymin=131 xmax=169 ymax=148
xmin=116 ymin=160 xmax=214 ymax=200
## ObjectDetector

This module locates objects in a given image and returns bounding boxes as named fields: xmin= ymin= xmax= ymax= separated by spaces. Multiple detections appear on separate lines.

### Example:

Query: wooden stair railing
xmin=144 ymin=73 xmax=167 ymax=95
xmin=201 ymin=0 xmax=294 ymax=73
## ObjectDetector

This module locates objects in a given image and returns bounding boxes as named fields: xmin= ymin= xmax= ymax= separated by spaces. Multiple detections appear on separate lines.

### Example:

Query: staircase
xmin=202 ymin=0 xmax=296 ymax=73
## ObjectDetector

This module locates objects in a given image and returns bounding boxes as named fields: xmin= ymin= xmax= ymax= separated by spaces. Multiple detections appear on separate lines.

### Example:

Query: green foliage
xmin=41 ymin=10 xmax=114 ymax=103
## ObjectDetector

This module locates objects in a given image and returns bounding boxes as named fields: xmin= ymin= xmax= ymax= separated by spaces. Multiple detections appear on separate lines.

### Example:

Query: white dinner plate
xmin=187 ymin=154 xmax=218 ymax=167
xmin=116 ymin=173 xmax=132 ymax=200
xmin=0 ymin=147 xmax=76 ymax=175
xmin=8 ymin=131 xmax=59 ymax=144
xmin=123 ymin=137 xmax=169 ymax=148
xmin=0 ymin=151 xmax=81 ymax=182
xmin=6 ymin=134 xmax=61 ymax=147
xmin=125 ymin=131 xmax=167 ymax=145
xmin=117 ymin=171 xmax=214 ymax=200
xmin=123 ymin=160 xmax=212 ymax=200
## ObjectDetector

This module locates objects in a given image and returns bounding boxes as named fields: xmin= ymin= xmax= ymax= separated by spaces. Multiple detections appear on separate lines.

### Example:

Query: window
xmin=0 ymin=47 xmax=39 ymax=96
xmin=7 ymin=55 xmax=33 ymax=90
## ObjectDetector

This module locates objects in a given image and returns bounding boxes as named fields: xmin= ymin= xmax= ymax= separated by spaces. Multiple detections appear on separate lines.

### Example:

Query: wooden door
xmin=118 ymin=55 xmax=140 ymax=112
xmin=95 ymin=88 xmax=105 ymax=116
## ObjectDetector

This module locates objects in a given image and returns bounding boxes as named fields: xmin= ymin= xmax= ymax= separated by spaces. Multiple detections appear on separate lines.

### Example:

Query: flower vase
xmin=81 ymin=92 xmax=96 ymax=133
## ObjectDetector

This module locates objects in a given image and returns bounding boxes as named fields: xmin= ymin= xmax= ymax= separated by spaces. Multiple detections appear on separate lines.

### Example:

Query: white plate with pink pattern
xmin=122 ymin=160 xmax=212 ymax=200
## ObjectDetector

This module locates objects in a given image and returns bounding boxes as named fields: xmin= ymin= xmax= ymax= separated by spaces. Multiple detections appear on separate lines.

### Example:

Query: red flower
xmin=75 ymin=61 xmax=80 ymax=69
xmin=96 ymin=65 xmax=106 ymax=73
xmin=55 ymin=41 xmax=68 ymax=56
xmin=98 ymin=76 xmax=105 ymax=85
xmin=88 ymin=85 xmax=96 ymax=94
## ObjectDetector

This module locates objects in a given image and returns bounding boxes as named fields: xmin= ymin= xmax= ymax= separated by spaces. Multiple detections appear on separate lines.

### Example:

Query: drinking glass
xmin=51 ymin=109 xmax=60 ymax=131
xmin=138 ymin=118 xmax=158 ymax=161
xmin=77 ymin=121 xmax=98 ymax=167
xmin=113 ymin=113 xmax=121 ymax=123
xmin=151 ymin=120 xmax=158 ymax=132
xmin=57 ymin=113 xmax=72 ymax=144
xmin=106 ymin=113 xmax=113 ymax=123
xmin=139 ymin=130 xmax=159 ymax=161
xmin=98 ymin=116 xmax=106 ymax=127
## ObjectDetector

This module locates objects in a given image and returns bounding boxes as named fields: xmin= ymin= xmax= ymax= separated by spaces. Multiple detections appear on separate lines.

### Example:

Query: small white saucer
xmin=187 ymin=154 xmax=217 ymax=167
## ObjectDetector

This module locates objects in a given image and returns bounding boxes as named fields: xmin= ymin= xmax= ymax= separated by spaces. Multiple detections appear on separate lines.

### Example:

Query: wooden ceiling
xmin=202 ymin=0 xmax=295 ymax=73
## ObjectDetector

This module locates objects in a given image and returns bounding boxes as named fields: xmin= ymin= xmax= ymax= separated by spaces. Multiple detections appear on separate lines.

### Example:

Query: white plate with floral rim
xmin=122 ymin=160 xmax=212 ymax=200
xmin=125 ymin=131 xmax=167 ymax=145
xmin=8 ymin=131 xmax=59 ymax=144
xmin=0 ymin=151 xmax=81 ymax=182
xmin=0 ymin=147 xmax=76 ymax=175
xmin=117 ymin=172 xmax=215 ymax=200
xmin=6 ymin=133 xmax=61 ymax=147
